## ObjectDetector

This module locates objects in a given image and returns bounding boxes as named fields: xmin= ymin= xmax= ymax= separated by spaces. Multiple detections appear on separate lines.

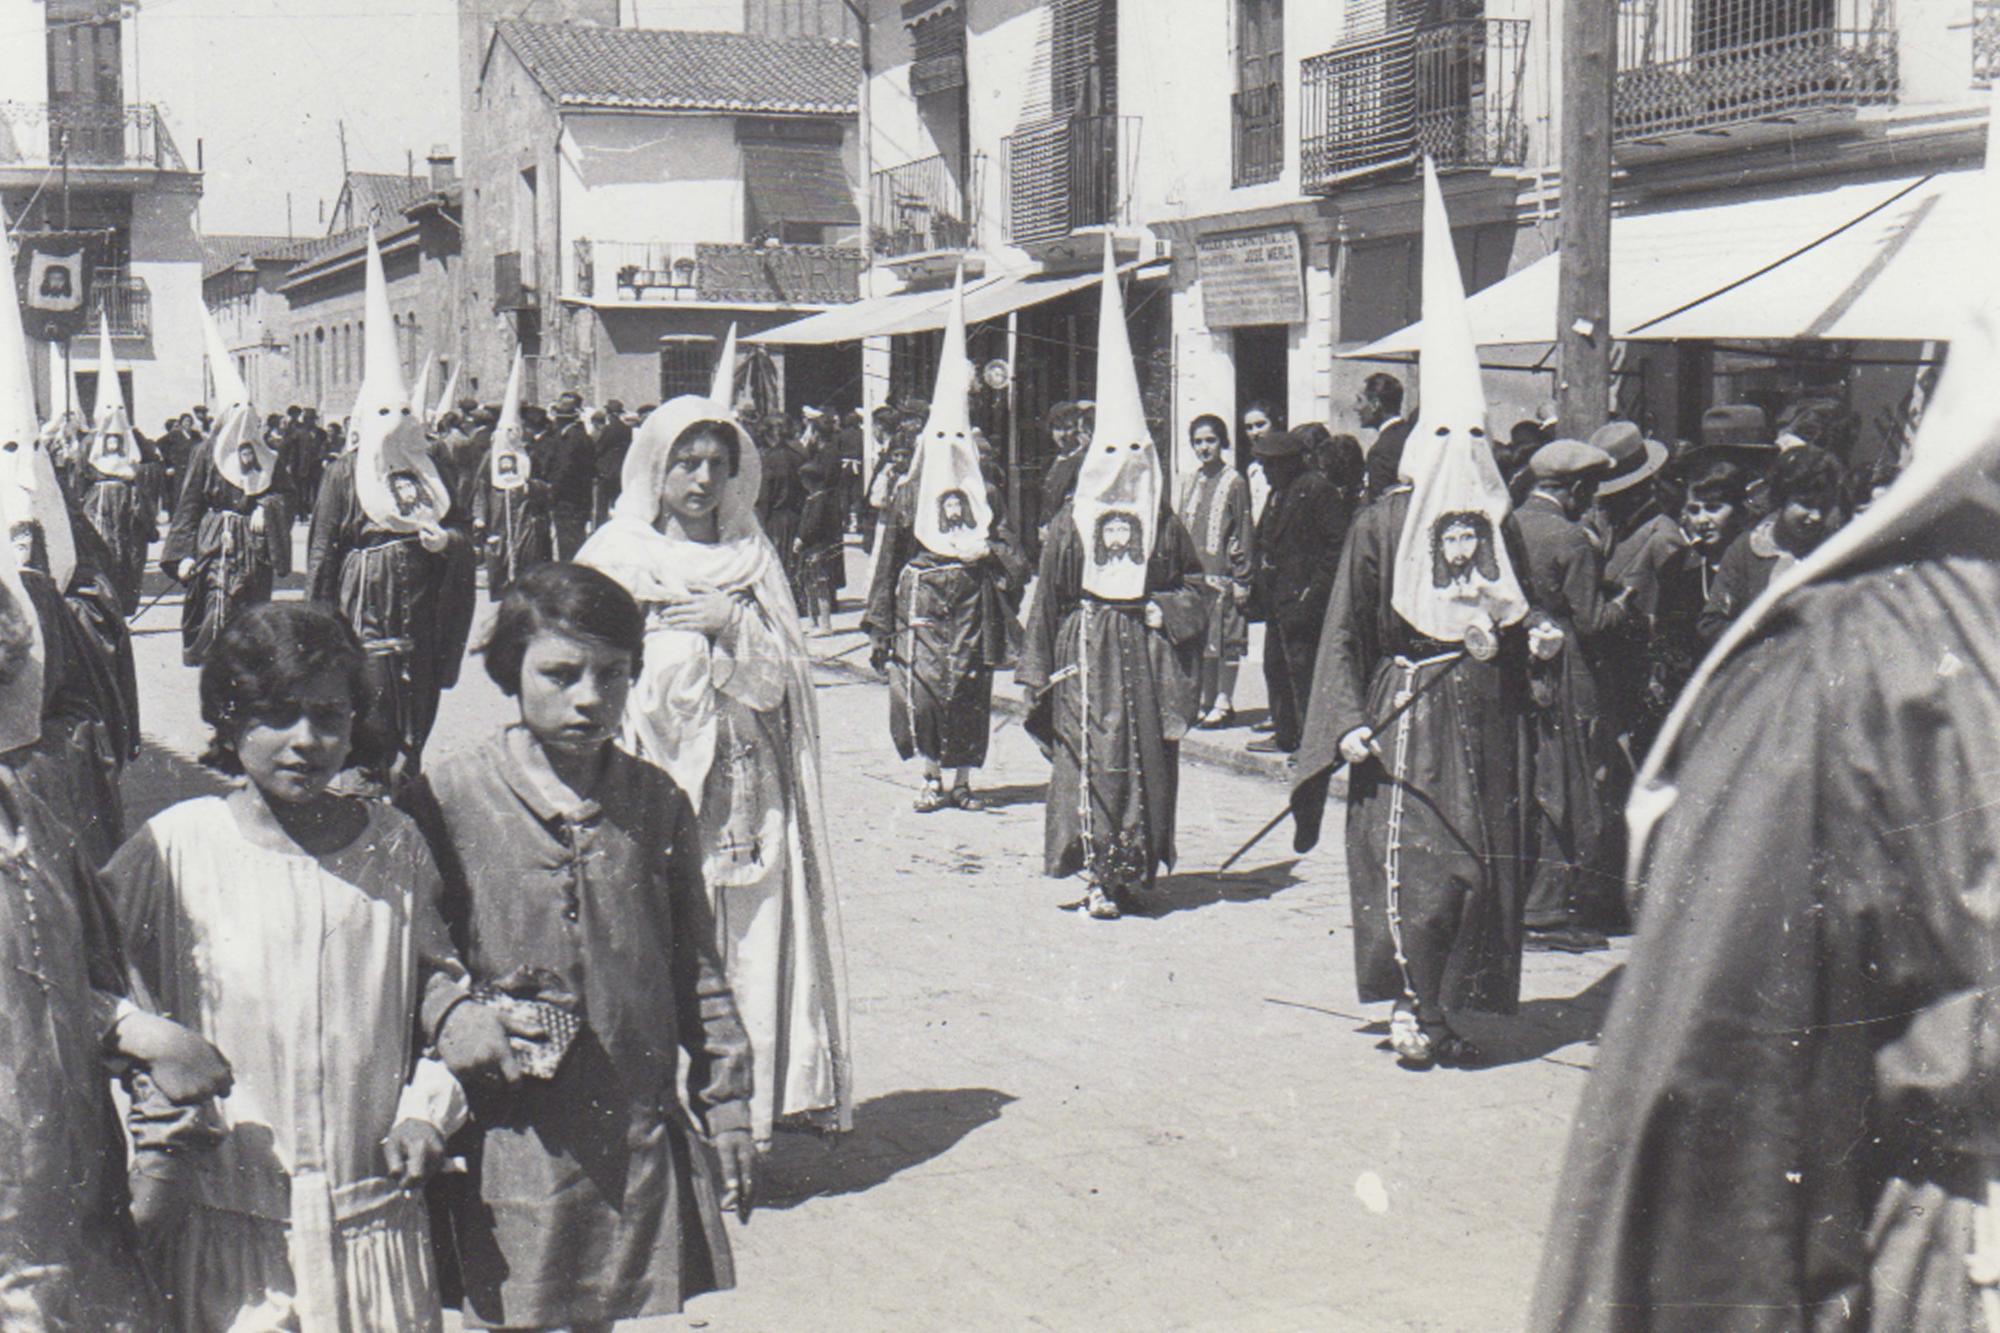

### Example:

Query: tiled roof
xmin=200 ymin=233 xmax=300 ymax=279
xmin=333 ymin=172 xmax=430 ymax=232
xmin=494 ymin=20 xmax=860 ymax=115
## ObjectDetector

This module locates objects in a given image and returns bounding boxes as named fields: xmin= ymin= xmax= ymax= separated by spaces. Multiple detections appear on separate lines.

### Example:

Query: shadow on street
xmin=1461 ymin=967 xmax=1625 ymax=1069
xmin=967 ymin=781 xmax=1045 ymax=810
xmin=758 ymin=1088 xmax=1016 ymax=1209
xmin=1137 ymin=858 xmax=1302 ymax=919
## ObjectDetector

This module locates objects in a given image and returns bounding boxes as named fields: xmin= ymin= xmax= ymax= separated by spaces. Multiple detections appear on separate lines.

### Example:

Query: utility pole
xmin=337 ymin=120 xmax=351 ymax=208
xmin=1555 ymin=0 xmax=1614 ymax=436
xmin=841 ymin=0 xmax=872 ymax=298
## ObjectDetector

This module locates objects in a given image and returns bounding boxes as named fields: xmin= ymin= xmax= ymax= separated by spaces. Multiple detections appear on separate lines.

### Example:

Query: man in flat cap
xmin=1514 ymin=439 xmax=1633 ymax=951
xmin=1248 ymin=425 xmax=1343 ymax=755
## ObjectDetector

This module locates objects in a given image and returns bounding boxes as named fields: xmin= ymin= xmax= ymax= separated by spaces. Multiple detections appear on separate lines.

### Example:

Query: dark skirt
xmin=1187 ymin=574 xmax=1249 ymax=662
xmin=888 ymin=560 xmax=996 ymax=769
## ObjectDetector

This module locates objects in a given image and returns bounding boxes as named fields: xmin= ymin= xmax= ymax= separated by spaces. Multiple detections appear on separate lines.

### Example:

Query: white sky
xmin=130 ymin=0 xmax=461 ymax=236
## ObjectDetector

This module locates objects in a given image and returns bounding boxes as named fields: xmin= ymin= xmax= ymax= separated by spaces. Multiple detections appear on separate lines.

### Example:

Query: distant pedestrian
xmin=1177 ymin=413 xmax=1252 ymax=729
xmin=1697 ymin=442 xmax=1844 ymax=641
xmin=592 ymin=396 xmax=632 ymax=526
xmin=547 ymin=392 xmax=594 ymax=560
xmin=1248 ymin=425 xmax=1347 ymax=755
xmin=1358 ymin=373 xmax=1411 ymax=500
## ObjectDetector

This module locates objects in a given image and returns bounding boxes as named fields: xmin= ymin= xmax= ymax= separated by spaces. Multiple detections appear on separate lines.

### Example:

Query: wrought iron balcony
xmin=89 ymin=268 xmax=150 ymax=339
xmin=572 ymin=238 xmax=862 ymax=306
xmin=1002 ymin=113 xmax=1142 ymax=246
xmin=872 ymin=154 xmax=983 ymax=258
xmin=0 ymin=102 xmax=189 ymax=173
xmin=1973 ymin=0 xmax=1999 ymax=83
xmin=1301 ymin=18 xmax=1528 ymax=193
xmin=1613 ymin=0 xmax=1897 ymax=142
xmin=1232 ymin=83 xmax=1285 ymax=187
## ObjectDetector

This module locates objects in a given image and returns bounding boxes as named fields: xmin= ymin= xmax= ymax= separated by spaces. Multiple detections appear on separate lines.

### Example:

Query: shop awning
xmin=750 ymin=259 xmax=1168 ymax=345
xmin=1343 ymin=174 xmax=1935 ymax=358
xmin=742 ymin=143 xmax=860 ymax=227
xmin=1626 ymin=170 xmax=1981 ymax=342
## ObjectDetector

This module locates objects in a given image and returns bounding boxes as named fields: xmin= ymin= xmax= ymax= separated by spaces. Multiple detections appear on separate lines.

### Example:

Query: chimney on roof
xmin=428 ymin=145 xmax=457 ymax=189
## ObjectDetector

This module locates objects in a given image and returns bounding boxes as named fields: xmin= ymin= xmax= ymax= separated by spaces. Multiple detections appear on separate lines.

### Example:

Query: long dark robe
xmin=161 ymin=446 xmax=292 ymax=667
xmin=79 ymin=469 xmax=154 ymax=614
xmin=794 ymin=456 xmax=847 ymax=596
xmin=1531 ymin=526 xmax=2000 ymax=1333
xmin=1513 ymin=494 xmax=1627 ymax=928
xmin=1019 ymin=506 xmax=1204 ymax=895
xmin=1289 ymin=487 xmax=1533 ymax=1022
xmin=863 ymin=518 xmax=1025 ymax=770
xmin=0 ymin=768 xmax=157 ymax=1331
xmin=473 ymin=478 xmax=552 ymax=601
xmin=306 ymin=453 xmax=477 ymax=779
xmin=52 ymin=506 xmax=141 ymax=770
xmin=14 ymin=571 xmax=130 ymax=869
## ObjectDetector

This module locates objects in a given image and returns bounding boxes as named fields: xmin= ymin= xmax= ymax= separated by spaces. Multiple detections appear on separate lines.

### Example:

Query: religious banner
xmin=1196 ymin=226 xmax=1305 ymax=329
xmin=14 ymin=232 xmax=95 ymax=341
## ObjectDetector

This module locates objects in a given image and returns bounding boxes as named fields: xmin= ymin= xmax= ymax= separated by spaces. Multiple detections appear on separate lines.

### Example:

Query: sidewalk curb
xmin=812 ymin=648 xmax=1344 ymax=795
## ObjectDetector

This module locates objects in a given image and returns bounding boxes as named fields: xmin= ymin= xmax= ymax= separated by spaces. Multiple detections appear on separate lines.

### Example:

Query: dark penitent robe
xmin=162 ymin=445 xmax=292 ymax=667
xmin=863 ymin=509 xmax=1026 ymax=771
xmin=1290 ymin=486 xmax=1534 ymax=1024
xmin=472 ymin=473 xmax=552 ymax=602
xmin=1019 ymin=503 xmax=1204 ymax=896
xmin=306 ymin=453 xmax=477 ymax=780
xmin=1532 ymin=522 xmax=2000 ymax=1333
xmin=79 ymin=465 xmax=154 ymax=615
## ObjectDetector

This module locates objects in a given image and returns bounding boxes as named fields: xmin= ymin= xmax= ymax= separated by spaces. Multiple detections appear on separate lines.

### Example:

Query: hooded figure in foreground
xmin=1018 ymin=238 xmax=1204 ymax=921
xmin=579 ymin=328 xmax=852 ymax=1147
xmin=863 ymin=270 xmax=1026 ymax=811
xmin=1289 ymin=161 xmax=1540 ymax=1069
xmin=165 ymin=305 xmax=290 ymax=665
xmin=1532 ymin=98 xmax=2000 ymax=1333
xmin=306 ymin=230 xmax=476 ymax=786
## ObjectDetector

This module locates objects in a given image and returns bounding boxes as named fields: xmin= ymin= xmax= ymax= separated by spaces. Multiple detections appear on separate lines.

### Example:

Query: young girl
xmin=104 ymin=601 xmax=520 ymax=1331
xmin=400 ymin=562 xmax=755 ymax=1332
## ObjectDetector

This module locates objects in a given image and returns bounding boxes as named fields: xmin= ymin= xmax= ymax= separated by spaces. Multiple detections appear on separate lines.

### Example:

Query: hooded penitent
xmin=432 ymin=360 xmax=462 ymax=429
xmin=201 ymin=303 xmax=274 ymax=496
xmin=1389 ymin=160 xmax=1529 ymax=644
xmin=85 ymin=314 xmax=137 ymax=483
xmin=1071 ymin=235 xmax=1161 ymax=601
xmin=0 ymin=251 xmax=75 ymax=594
xmin=351 ymin=230 xmax=450 ymax=533
xmin=0 ymin=246 xmax=52 ymax=750
xmin=409 ymin=355 xmax=434 ymax=432
xmin=489 ymin=351 xmax=532 ymax=491
xmin=912 ymin=268 xmax=994 ymax=562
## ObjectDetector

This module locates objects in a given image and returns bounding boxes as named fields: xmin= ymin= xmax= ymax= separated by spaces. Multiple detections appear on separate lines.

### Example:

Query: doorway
xmin=1232 ymin=324 xmax=1289 ymax=471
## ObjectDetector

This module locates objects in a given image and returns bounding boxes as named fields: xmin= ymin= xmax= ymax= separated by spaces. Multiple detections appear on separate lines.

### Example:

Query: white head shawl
xmin=352 ymin=230 xmax=450 ymax=531
xmin=1071 ymin=235 xmax=1161 ymax=600
xmin=202 ymin=303 xmax=274 ymax=496
xmin=911 ymin=268 xmax=993 ymax=561
xmin=1389 ymin=159 xmax=1529 ymax=643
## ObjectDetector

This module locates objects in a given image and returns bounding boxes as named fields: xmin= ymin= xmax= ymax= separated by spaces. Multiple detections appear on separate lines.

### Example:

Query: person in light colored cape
xmin=579 ymin=394 xmax=852 ymax=1147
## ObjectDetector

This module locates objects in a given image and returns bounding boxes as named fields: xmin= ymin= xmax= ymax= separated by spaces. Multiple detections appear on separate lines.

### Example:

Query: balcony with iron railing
xmin=1232 ymin=83 xmax=1285 ymax=187
xmin=0 ymin=103 xmax=189 ymax=175
xmin=1613 ymin=0 xmax=1898 ymax=142
xmin=89 ymin=268 xmax=150 ymax=339
xmin=1301 ymin=18 xmax=1529 ymax=192
xmin=572 ymin=238 xmax=863 ymax=306
xmin=872 ymin=153 xmax=984 ymax=259
xmin=1002 ymin=114 xmax=1142 ymax=247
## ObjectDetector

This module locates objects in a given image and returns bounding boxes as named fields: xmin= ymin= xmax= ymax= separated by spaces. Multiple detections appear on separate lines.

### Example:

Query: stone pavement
xmin=117 ymin=543 xmax=1625 ymax=1333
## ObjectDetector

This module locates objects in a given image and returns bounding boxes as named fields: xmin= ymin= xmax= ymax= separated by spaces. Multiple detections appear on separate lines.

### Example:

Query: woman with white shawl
xmin=579 ymin=363 xmax=852 ymax=1148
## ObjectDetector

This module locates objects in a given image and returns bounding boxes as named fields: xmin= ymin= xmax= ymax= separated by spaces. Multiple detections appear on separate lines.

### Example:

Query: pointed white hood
xmin=1071 ymin=235 xmax=1162 ymax=600
xmin=1389 ymin=159 xmax=1528 ymax=642
xmin=85 ymin=314 xmax=137 ymax=482
xmin=912 ymin=269 xmax=993 ymax=561
xmin=489 ymin=351 xmax=532 ymax=491
xmin=202 ymin=303 xmax=274 ymax=496
xmin=410 ymin=355 xmax=434 ymax=433
xmin=433 ymin=360 xmax=462 ymax=428
xmin=0 ymin=261 xmax=74 ymax=593
xmin=351 ymin=230 xmax=449 ymax=531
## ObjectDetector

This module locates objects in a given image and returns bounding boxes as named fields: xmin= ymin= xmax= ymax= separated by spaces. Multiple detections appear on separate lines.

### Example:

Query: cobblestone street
xmin=121 ymin=567 xmax=1624 ymax=1332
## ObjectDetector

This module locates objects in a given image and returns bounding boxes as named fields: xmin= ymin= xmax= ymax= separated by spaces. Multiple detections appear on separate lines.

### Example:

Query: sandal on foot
xmin=913 ymin=783 xmax=950 ymax=813
xmin=1197 ymin=705 xmax=1237 ymax=729
xmin=1388 ymin=1009 xmax=1436 ymax=1068
xmin=1433 ymin=1032 xmax=1486 ymax=1069
xmin=1085 ymin=885 xmax=1123 ymax=920
xmin=950 ymin=784 xmax=984 ymax=811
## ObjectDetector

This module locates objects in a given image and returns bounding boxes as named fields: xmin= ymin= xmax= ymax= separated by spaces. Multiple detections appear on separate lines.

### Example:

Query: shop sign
xmin=1196 ymin=227 xmax=1304 ymax=329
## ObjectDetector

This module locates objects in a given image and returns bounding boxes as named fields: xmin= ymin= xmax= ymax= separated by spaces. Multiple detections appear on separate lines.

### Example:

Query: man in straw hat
xmin=863 ymin=270 xmax=1027 ymax=813
xmin=306 ymin=231 xmax=477 ymax=788
xmin=1532 ymin=97 xmax=2000 ymax=1331
xmin=1018 ymin=238 xmax=1206 ymax=922
xmin=1289 ymin=161 xmax=1545 ymax=1068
